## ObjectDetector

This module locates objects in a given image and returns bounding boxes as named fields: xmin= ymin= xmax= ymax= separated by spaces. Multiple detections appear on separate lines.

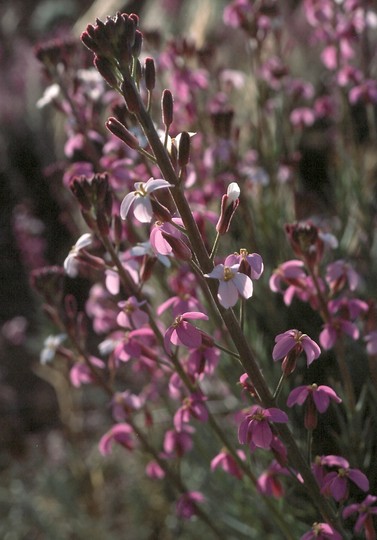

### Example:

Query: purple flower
xmin=174 ymin=392 xmax=208 ymax=431
xmin=99 ymin=423 xmax=134 ymax=455
xmin=204 ymin=263 xmax=253 ymax=308
xmin=257 ymin=461 xmax=290 ymax=498
xmin=300 ymin=522 xmax=342 ymax=540
xmin=117 ymin=296 xmax=149 ymax=329
xmin=326 ymin=259 xmax=360 ymax=292
xmin=287 ymin=384 xmax=342 ymax=413
xmin=164 ymin=311 xmax=209 ymax=354
xmin=319 ymin=456 xmax=369 ymax=502
xmin=343 ymin=495 xmax=377 ymax=537
xmin=238 ymin=405 xmax=288 ymax=450
xmin=120 ymin=177 xmax=173 ymax=223
xmin=319 ymin=318 xmax=359 ymax=350
xmin=69 ymin=356 xmax=105 ymax=387
xmin=224 ymin=249 xmax=264 ymax=280
xmin=145 ymin=460 xmax=165 ymax=479
xmin=176 ymin=491 xmax=206 ymax=519
xmin=164 ymin=427 xmax=194 ymax=457
xmin=287 ymin=383 xmax=342 ymax=430
xmin=273 ymin=329 xmax=321 ymax=371
xmin=211 ymin=449 xmax=246 ymax=480
xmin=110 ymin=390 xmax=144 ymax=422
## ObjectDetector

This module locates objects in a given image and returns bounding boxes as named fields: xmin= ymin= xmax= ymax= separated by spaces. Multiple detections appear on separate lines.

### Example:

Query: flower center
xmin=173 ymin=315 xmax=183 ymax=328
xmin=136 ymin=184 xmax=148 ymax=197
xmin=223 ymin=266 xmax=234 ymax=281
xmin=239 ymin=248 xmax=248 ymax=259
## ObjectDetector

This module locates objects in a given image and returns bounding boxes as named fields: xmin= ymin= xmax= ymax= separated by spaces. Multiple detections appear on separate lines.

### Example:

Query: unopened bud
xmin=140 ymin=254 xmax=157 ymax=282
xmin=113 ymin=214 xmax=123 ymax=246
xmin=161 ymin=232 xmax=192 ymax=261
xmin=144 ymin=57 xmax=156 ymax=91
xmin=70 ymin=177 xmax=92 ymax=210
xmin=94 ymin=55 xmax=118 ymax=88
xmin=106 ymin=117 xmax=140 ymax=149
xmin=178 ymin=131 xmax=191 ymax=167
xmin=162 ymin=89 xmax=174 ymax=128
xmin=132 ymin=30 xmax=143 ymax=59
xmin=215 ymin=187 xmax=240 ymax=235
xmin=304 ymin=395 xmax=318 ymax=430
xmin=150 ymin=197 xmax=172 ymax=223
xmin=96 ymin=211 xmax=110 ymax=236
xmin=122 ymin=79 xmax=141 ymax=114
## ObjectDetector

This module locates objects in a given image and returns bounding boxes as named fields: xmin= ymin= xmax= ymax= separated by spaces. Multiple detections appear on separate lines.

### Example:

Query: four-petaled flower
xmin=205 ymin=263 xmax=253 ymax=309
xmin=319 ymin=455 xmax=369 ymax=502
xmin=120 ymin=177 xmax=173 ymax=223
xmin=273 ymin=329 xmax=321 ymax=374
xmin=238 ymin=405 xmax=288 ymax=451
xmin=164 ymin=311 xmax=209 ymax=354
xmin=287 ymin=383 xmax=342 ymax=430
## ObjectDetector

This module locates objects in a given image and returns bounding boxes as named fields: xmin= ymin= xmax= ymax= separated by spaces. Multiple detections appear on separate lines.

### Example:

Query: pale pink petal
xmin=133 ymin=198 xmax=153 ymax=223
xmin=205 ymin=264 xmax=225 ymax=280
xmin=218 ymin=280 xmax=239 ymax=308
xmin=120 ymin=191 xmax=136 ymax=220
xmin=233 ymin=273 xmax=253 ymax=299
xmin=176 ymin=323 xmax=202 ymax=348
xmin=287 ymin=386 xmax=309 ymax=407
xmin=181 ymin=311 xmax=208 ymax=321
xmin=145 ymin=178 xmax=173 ymax=193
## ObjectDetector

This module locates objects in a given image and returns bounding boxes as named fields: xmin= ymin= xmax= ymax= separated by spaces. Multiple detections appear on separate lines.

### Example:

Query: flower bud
xmin=162 ymin=89 xmax=174 ymax=128
xmin=94 ymin=55 xmax=118 ymax=88
xmin=132 ymin=30 xmax=143 ymax=59
xmin=161 ymin=232 xmax=192 ymax=261
xmin=106 ymin=117 xmax=140 ymax=149
xmin=140 ymin=254 xmax=157 ymax=283
xmin=178 ymin=131 xmax=191 ymax=168
xmin=215 ymin=182 xmax=240 ymax=235
xmin=150 ymin=197 xmax=173 ymax=223
xmin=122 ymin=79 xmax=141 ymax=114
xmin=144 ymin=57 xmax=156 ymax=91
xmin=304 ymin=395 xmax=318 ymax=430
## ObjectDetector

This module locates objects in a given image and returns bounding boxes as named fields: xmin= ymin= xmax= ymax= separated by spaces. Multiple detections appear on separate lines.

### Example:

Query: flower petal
xmin=233 ymin=273 xmax=253 ymax=299
xmin=218 ymin=280 xmax=239 ymax=308
xmin=120 ymin=191 xmax=136 ymax=220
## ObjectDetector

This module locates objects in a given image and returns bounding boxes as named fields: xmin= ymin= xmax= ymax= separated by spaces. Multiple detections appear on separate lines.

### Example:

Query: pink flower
xmin=174 ymin=392 xmax=208 ymax=431
xmin=176 ymin=491 xmax=206 ymax=519
xmin=224 ymin=249 xmax=264 ymax=280
xmin=69 ymin=356 xmax=105 ymax=387
xmin=211 ymin=449 xmax=246 ymax=480
xmin=287 ymin=384 xmax=341 ymax=413
xmin=257 ymin=461 xmax=290 ymax=498
xmin=117 ymin=296 xmax=149 ymax=329
xmin=319 ymin=318 xmax=359 ymax=350
xmin=343 ymin=495 xmax=377 ymax=537
xmin=145 ymin=460 xmax=165 ymax=479
xmin=326 ymin=259 xmax=360 ymax=292
xmin=238 ymin=405 xmax=288 ymax=450
xmin=164 ymin=311 xmax=209 ymax=354
xmin=273 ymin=329 xmax=321 ymax=369
xmin=120 ymin=177 xmax=173 ymax=223
xmin=287 ymin=383 xmax=342 ymax=430
xmin=164 ymin=427 xmax=194 ymax=457
xmin=319 ymin=455 xmax=369 ymax=502
xmin=300 ymin=522 xmax=342 ymax=540
xmin=205 ymin=263 xmax=253 ymax=309
xmin=99 ymin=423 xmax=134 ymax=455
xmin=110 ymin=390 xmax=144 ymax=422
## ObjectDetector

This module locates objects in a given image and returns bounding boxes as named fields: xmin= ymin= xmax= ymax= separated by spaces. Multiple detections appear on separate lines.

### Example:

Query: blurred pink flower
xmin=99 ymin=423 xmax=134 ymax=455
xmin=319 ymin=318 xmax=359 ymax=350
xmin=273 ymin=329 xmax=321 ymax=367
xmin=343 ymin=495 xmax=377 ymax=537
xmin=300 ymin=522 xmax=342 ymax=540
xmin=211 ymin=449 xmax=246 ymax=479
xmin=287 ymin=384 xmax=341 ymax=413
xmin=176 ymin=491 xmax=206 ymax=519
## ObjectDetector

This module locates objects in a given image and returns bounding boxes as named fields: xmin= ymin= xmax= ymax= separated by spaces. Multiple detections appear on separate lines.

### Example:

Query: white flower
xmin=36 ymin=83 xmax=60 ymax=108
xmin=40 ymin=334 xmax=66 ymax=364
xmin=120 ymin=177 xmax=173 ymax=223
xmin=205 ymin=264 xmax=253 ymax=309
xmin=63 ymin=233 xmax=92 ymax=277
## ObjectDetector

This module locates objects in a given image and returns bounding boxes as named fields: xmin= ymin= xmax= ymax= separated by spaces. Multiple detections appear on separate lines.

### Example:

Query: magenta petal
xmin=181 ymin=311 xmax=208 ymax=321
xmin=253 ymin=421 xmax=273 ymax=449
xmin=331 ymin=476 xmax=347 ymax=501
xmin=164 ymin=326 xmax=175 ymax=353
xmin=265 ymin=408 xmax=289 ymax=423
xmin=348 ymin=469 xmax=369 ymax=492
xmin=302 ymin=337 xmax=321 ymax=365
xmin=313 ymin=391 xmax=330 ymax=413
xmin=176 ymin=323 xmax=201 ymax=348
xmin=287 ymin=386 xmax=309 ymax=407
xmin=238 ymin=417 xmax=251 ymax=444
xmin=272 ymin=335 xmax=296 ymax=361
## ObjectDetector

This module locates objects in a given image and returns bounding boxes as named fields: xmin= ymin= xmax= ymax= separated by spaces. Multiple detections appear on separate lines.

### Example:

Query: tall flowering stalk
xmin=29 ymin=3 xmax=377 ymax=538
